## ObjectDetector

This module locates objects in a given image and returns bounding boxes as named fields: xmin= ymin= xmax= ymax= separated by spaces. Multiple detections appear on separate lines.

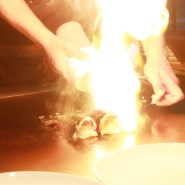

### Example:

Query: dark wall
xmin=167 ymin=0 xmax=185 ymax=30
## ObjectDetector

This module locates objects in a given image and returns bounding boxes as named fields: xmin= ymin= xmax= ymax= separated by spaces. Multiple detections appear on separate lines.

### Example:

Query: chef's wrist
xmin=35 ymin=31 xmax=55 ymax=49
xmin=142 ymin=35 xmax=167 ymax=60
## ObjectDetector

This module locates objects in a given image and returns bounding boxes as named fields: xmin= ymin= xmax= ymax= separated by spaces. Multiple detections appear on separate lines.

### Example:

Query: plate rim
xmin=0 ymin=171 xmax=101 ymax=185
xmin=94 ymin=142 xmax=185 ymax=184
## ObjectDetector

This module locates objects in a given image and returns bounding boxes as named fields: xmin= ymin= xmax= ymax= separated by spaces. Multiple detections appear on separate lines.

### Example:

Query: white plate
xmin=0 ymin=171 xmax=101 ymax=185
xmin=94 ymin=143 xmax=185 ymax=185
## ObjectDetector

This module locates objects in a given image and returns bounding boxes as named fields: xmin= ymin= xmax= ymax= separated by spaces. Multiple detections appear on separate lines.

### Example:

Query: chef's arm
xmin=140 ymin=33 xmax=184 ymax=106
xmin=0 ymin=0 xmax=89 ymax=82
xmin=141 ymin=34 xmax=167 ymax=61
xmin=0 ymin=0 xmax=55 ymax=48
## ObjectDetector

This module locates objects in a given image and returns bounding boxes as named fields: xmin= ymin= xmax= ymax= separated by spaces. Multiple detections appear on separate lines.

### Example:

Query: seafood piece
xmin=89 ymin=110 xmax=122 ymax=135
xmin=72 ymin=116 xmax=98 ymax=140
xmin=38 ymin=113 xmax=63 ymax=127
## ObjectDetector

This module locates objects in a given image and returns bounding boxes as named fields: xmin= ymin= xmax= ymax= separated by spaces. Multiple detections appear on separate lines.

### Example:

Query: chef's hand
xmin=0 ymin=1 xmax=89 ymax=83
xmin=43 ymin=34 xmax=89 ymax=83
xmin=144 ymin=53 xmax=184 ymax=106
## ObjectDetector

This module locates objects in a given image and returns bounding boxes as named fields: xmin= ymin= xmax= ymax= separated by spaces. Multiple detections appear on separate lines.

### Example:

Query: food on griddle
xmin=39 ymin=113 xmax=62 ymax=128
xmin=72 ymin=115 xmax=98 ymax=140
xmin=88 ymin=110 xmax=122 ymax=135
xmin=39 ymin=109 xmax=122 ymax=142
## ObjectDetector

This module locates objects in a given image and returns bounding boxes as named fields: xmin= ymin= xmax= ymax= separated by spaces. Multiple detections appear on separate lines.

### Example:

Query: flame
xmin=97 ymin=0 xmax=169 ymax=39
xmin=90 ymin=0 xmax=169 ymax=149
xmin=70 ymin=0 xmax=169 ymax=151
xmin=90 ymin=0 xmax=144 ymax=133
xmin=122 ymin=133 xmax=135 ymax=149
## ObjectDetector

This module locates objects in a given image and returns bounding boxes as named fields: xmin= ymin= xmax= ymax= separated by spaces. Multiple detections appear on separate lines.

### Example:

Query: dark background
xmin=167 ymin=0 xmax=185 ymax=30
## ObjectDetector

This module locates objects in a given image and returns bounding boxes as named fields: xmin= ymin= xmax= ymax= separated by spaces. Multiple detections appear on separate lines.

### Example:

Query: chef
xmin=0 ymin=0 xmax=183 ymax=106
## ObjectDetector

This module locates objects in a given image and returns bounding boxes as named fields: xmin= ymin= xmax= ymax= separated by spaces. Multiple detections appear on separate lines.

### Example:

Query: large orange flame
xmin=92 ymin=0 xmax=169 ymax=150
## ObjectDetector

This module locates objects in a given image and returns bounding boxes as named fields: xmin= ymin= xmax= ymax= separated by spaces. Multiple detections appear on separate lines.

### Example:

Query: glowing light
xmin=70 ymin=0 xmax=169 ymax=149
xmin=89 ymin=0 xmax=169 ymax=136
xmin=122 ymin=133 xmax=136 ymax=149
xmin=89 ymin=0 xmax=143 ymax=133
xmin=172 ymin=143 xmax=177 ymax=147
xmin=9 ymin=172 xmax=16 ymax=177
xmin=96 ymin=148 xmax=106 ymax=160
xmin=98 ymin=0 xmax=168 ymax=40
